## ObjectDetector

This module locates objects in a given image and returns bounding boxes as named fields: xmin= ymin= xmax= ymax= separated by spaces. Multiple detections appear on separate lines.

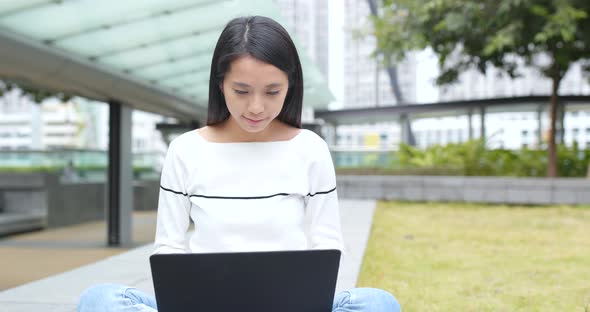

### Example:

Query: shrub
xmin=392 ymin=140 xmax=589 ymax=177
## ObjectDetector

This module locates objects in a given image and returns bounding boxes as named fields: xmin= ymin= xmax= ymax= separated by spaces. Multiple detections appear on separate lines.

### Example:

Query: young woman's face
xmin=221 ymin=55 xmax=289 ymax=133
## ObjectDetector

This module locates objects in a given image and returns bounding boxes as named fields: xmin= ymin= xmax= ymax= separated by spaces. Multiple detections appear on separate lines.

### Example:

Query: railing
xmin=0 ymin=149 xmax=106 ymax=168
xmin=330 ymin=146 xmax=397 ymax=168
xmin=0 ymin=147 xmax=399 ymax=177
xmin=0 ymin=149 xmax=163 ymax=182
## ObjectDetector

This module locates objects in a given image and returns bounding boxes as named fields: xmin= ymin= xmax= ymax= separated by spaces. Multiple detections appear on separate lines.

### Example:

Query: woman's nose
xmin=248 ymin=96 xmax=264 ymax=114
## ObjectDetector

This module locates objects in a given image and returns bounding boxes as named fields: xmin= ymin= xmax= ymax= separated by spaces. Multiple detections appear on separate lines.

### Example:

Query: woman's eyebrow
xmin=232 ymin=82 xmax=284 ymax=88
xmin=232 ymin=82 xmax=251 ymax=88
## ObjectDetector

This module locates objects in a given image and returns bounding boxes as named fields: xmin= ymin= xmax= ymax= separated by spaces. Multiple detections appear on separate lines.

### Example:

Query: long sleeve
xmin=305 ymin=139 xmax=344 ymax=252
xmin=153 ymin=140 xmax=191 ymax=254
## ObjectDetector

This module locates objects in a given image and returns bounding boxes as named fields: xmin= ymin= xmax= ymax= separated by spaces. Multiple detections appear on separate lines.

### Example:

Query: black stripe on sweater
xmin=159 ymin=185 xmax=336 ymax=200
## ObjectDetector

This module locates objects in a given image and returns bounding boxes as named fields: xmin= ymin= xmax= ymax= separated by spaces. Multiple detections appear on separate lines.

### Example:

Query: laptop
xmin=150 ymin=249 xmax=341 ymax=312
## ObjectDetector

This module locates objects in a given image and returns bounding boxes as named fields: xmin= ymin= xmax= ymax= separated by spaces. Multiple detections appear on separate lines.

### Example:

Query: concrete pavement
xmin=0 ymin=199 xmax=377 ymax=312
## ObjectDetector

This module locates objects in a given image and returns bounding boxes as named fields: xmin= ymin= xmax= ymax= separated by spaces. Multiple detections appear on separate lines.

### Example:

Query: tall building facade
xmin=0 ymin=89 xmax=41 ymax=150
xmin=411 ymin=110 xmax=590 ymax=150
xmin=274 ymin=0 xmax=330 ymax=82
xmin=275 ymin=0 xmax=418 ymax=108
xmin=439 ymin=58 xmax=590 ymax=101
xmin=343 ymin=0 xmax=416 ymax=108
xmin=338 ymin=0 xmax=417 ymax=148
xmin=0 ymin=90 xmax=167 ymax=154
xmin=417 ymin=57 xmax=590 ymax=150
xmin=274 ymin=0 xmax=417 ymax=148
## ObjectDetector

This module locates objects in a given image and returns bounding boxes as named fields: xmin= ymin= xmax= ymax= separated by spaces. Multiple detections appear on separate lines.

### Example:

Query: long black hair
xmin=207 ymin=16 xmax=303 ymax=128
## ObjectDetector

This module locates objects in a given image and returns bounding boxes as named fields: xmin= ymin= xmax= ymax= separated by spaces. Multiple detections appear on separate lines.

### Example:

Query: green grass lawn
xmin=357 ymin=201 xmax=590 ymax=311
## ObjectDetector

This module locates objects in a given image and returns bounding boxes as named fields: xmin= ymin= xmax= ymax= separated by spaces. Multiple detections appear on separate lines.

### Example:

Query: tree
xmin=371 ymin=0 xmax=590 ymax=177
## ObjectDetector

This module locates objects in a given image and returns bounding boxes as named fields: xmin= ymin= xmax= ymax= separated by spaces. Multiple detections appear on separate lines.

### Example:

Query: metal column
xmin=479 ymin=107 xmax=486 ymax=140
xmin=467 ymin=109 xmax=473 ymax=141
xmin=325 ymin=122 xmax=338 ymax=147
xmin=108 ymin=101 xmax=133 ymax=246
xmin=556 ymin=102 xmax=566 ymax=144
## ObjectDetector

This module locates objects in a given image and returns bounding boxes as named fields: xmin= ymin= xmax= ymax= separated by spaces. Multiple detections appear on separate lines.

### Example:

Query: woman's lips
xmin=243 ymin=116 xmax=265 ymax=125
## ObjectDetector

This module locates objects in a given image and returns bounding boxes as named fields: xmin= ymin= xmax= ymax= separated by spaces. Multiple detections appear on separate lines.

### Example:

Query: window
xmin=572 ymin=128 xmax=579 ymax=138
xmin=45 ymin=133 xmax=66 ymax=137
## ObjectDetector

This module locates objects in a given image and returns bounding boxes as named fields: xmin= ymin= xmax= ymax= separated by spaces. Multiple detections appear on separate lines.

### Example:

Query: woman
xmin=78 ymin=15 xmax=401 ymax=312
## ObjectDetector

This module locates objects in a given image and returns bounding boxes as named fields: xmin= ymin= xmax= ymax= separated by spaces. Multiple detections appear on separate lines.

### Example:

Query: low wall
xmin=2 ymin=173 xmax=588 ymax=235
xmin=133 ymin=180 xmax=160 ymax=212
xmin=0 ymin=173 xmax=160 ymax=231
xmin=336 ymin=175 xmax=590 ymax=205
xmin=0 ymin=174 xmax=47 ymax=215
xmin=46 ymin=178 xmax=159 ymax=227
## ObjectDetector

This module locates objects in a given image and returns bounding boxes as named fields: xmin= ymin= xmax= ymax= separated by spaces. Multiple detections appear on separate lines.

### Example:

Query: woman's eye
xmin=267 ymin=91 xmax=279 ymax=95
xmin=233 ymin=89 xmax=248 ymax=95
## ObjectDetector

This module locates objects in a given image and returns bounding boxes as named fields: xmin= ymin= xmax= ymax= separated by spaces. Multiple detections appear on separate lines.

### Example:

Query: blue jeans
xmin=78 ymin=283 xmax=401 ymax=312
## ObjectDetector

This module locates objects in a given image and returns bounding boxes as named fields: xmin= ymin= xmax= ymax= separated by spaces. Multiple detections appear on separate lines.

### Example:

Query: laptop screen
xmin=150 ymin=249 xmax=341 ymax=312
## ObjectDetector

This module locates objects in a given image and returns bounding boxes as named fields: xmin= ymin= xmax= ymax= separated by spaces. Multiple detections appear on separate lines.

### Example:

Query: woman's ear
xmin=219 ymin=82 xmax=224 ymax=94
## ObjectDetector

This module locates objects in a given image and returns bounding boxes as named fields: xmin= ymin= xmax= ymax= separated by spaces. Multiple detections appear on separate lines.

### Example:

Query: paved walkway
xmin=0 ymin=211 xmax=158 ymax=290
xmin=0 ymin=199 xmax=377 ymax=312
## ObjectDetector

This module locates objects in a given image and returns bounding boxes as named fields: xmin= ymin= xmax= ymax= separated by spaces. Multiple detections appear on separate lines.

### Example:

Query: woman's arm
xmin=153 ymin=140 xmax=191 ymax=254
xmin=305 ymin=139 xmax=345 ymax=252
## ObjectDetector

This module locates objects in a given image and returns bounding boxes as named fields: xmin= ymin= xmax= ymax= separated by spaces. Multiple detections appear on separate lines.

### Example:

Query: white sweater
xmin=153 ymin=129 xmax=344 ymax=254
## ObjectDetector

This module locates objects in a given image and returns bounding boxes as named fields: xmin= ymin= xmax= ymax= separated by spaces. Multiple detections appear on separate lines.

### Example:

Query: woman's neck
xmin=202 ymin=118 xmax=298 ymax=143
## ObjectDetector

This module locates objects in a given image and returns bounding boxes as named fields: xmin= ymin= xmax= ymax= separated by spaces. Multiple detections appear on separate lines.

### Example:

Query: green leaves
xmin=371 ymin=0 xmax=590 ymax=84
xmin=0 ymin=80 xmax=72 ymax=103
xmin=483 ymin=23 xmax=520 ymax=57
xmin=535 ymin=3 xmax=587 ymax=44
xmin=439 ymin=12 xmax=466 ymax=32
xmin=396 ymin=140 xmax=590 ymax=177
xmin=370 ymin=0 xmax=590 ymax=177
xmin=531 ymin=4 xmax=550 ymax=17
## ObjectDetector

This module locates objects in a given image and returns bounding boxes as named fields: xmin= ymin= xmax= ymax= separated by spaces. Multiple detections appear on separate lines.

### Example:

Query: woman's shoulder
xmin=166 ymin=129 xmax=201 ymax=154
xmin=172 ymin=129 xmax=200 ymax=143
xmin=295 ymin=129 xmax=329 ymax=149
